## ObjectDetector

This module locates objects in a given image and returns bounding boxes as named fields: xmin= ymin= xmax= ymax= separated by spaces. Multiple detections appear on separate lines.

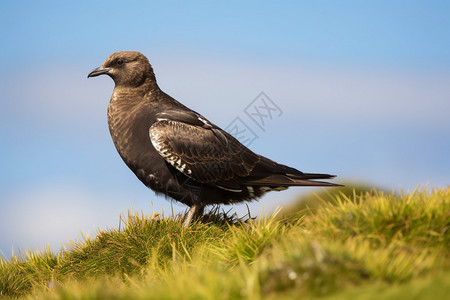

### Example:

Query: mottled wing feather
xmin=150 ymin=120 xmax=259 ymax=187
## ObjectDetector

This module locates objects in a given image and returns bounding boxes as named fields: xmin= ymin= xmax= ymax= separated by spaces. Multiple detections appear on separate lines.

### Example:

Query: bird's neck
xmin=113 ymin=78 xmax=160 ymax=101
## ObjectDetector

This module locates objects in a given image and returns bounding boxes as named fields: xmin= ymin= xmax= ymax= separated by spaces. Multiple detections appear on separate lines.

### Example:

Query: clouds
xmin=150 ymin=56 xmax=450 ymax=129
xmin=0 ymin=182 xmax=123 ymax=255
xmin=2 ymin=57 xmax=449 ymax=133
xmin=1 ymin=65 xmax=112 ymax=130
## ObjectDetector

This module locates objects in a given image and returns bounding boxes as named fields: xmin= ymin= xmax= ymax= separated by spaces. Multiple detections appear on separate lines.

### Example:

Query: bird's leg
xmin=182 ymin=204 xmax=205 ymax=228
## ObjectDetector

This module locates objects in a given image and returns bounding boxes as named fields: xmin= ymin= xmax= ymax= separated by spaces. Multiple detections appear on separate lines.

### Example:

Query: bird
xmin=88 ymin=51 xmax=340 ymax=227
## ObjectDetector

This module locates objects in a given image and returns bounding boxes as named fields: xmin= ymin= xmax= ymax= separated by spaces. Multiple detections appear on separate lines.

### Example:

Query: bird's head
xmin=88 ymin=51 xmax=156 ymax=87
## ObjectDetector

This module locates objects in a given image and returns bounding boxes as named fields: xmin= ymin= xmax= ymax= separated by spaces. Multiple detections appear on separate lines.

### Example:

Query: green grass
xmin=1 ymin=186 xmax=449 ymax=299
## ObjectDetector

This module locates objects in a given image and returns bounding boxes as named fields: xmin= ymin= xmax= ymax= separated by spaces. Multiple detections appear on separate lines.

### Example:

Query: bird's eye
xmin=117 ymin=59 xmax=124 ymax=66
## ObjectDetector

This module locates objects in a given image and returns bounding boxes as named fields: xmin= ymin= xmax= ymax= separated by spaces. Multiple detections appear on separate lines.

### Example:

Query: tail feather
xmin=292 ymin=172 xmax=337 ymax=180
xmin=243 ymin=174 xmax=342 ymax=187
xmin=245 ymin=156 xmax=342 ymax=187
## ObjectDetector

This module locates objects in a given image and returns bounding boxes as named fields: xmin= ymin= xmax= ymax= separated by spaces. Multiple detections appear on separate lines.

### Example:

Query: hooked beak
xmin=87 ymin=66 xmax=111 ymax=78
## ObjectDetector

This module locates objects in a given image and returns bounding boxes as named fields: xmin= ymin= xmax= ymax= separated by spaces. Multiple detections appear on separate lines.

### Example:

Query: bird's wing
xmin=155 ymin=109 xmax=229 ymax=145
xmin=149 ymin=114 xmax=260 ymax=191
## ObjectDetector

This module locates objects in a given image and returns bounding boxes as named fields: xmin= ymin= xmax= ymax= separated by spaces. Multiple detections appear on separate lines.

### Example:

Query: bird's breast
xmin=107 ymin=95 xmax=159 ymax=172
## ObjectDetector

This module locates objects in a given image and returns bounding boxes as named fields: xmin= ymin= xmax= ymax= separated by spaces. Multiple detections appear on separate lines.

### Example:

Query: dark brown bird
xmin=88 ymin=51 xmax=339 ymax=227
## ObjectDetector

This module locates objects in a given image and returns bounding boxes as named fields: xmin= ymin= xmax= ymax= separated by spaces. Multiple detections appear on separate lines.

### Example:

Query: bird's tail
xmin=300 ymin=173 xmax=337 ymax=180
xmin=244 ymin=173 xmax=342 ymax=187
xmin=286 ymin=172 xmax=342 ymax=187
xmin=244 ymin=157 xmax=342 ymax=187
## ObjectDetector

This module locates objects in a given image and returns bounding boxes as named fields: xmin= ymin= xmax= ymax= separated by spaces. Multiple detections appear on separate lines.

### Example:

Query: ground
xmin=1 ymin=185 xmax=449 ymax=299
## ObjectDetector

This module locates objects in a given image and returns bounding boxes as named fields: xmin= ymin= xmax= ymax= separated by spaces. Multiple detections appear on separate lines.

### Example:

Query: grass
xmin=1 ymin=186 xmax=449 ymax=299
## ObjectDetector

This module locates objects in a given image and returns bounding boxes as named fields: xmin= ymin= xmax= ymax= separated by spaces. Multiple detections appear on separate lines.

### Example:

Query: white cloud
xmin=2 ymin=58 xmax=448 ymax=131
xmin=0 ymin=182 xmax=127 ymax=257
xmin=148 ymin=57 xmax=450 ymax=127
xmin=1 ymin=65 xmax=113 ymax=130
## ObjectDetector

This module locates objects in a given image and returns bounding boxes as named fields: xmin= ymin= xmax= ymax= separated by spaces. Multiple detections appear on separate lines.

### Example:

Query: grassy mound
xmin=1 ymin=186 xmax=449 ymax=299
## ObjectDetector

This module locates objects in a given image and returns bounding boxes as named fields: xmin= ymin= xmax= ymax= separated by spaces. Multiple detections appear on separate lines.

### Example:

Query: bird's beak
xmin=87 ymin=66 xmax=111 ymax=78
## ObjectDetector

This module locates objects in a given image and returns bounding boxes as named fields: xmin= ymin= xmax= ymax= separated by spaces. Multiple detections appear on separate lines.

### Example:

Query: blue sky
xmin=1 ymin=1 xmax=449 ymax=258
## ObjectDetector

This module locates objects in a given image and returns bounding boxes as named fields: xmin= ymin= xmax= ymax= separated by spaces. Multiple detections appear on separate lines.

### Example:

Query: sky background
xmin=1 ymin=0 xmax=449 ymax=258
